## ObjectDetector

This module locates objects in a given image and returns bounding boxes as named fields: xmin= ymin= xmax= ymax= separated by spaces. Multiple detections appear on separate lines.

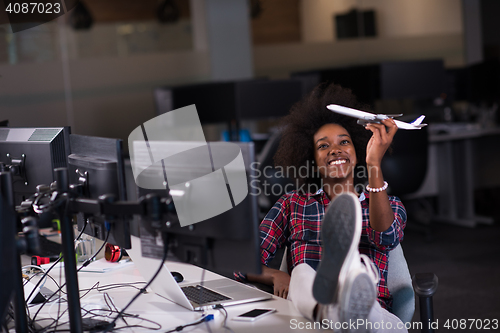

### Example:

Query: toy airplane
xmin=327 ymin=104 xmax=427 ymax=130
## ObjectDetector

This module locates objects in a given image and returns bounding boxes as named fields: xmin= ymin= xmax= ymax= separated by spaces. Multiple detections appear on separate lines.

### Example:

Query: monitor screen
xmin=0 ymin=127 xmax=71 ymax=206
xmin=68 ymin=134 xmax=131 ymax=249
xmin=133 ymin=142 xmax=261 ymax=278
xmin=467 ymin=59 xmax=500 ymax=103
xmin=235 ymin=79 xmax=302 ymax=120
xmin=154 ymin=78 xmax=300 ymax=124
xmin=292 ymin=65 xmax=380 ymax=105
xmin=292 ymin=59 xmax=445 ymax=104
xmin=154 ymin=82 xmax=237 ymax=124
xmin=380 ymin=59 xmax=445 ymax=100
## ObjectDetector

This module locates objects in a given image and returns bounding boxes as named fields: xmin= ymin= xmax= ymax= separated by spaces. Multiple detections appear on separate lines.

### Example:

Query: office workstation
xmin=0 ymin=129 xmax=321 ymax=332
xmin=2 ymin=1 xmax=500 ymax=332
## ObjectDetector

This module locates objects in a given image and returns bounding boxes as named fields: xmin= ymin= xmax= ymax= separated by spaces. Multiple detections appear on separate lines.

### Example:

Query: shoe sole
xmin=312 ymin=193 xmax=361 ymax=304
xmin=339 ymin=272 xmax=376 ymax=333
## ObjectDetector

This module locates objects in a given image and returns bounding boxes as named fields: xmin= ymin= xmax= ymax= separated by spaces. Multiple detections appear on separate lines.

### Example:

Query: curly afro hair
xmin=274 ymin=82 xmax=372 ymax=191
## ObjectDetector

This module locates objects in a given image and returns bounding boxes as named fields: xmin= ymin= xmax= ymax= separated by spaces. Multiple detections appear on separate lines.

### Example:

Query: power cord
xmin=78 ymin=224 xmax=110 ymax=270
xmin=31 ymin=220 xmax=110 ymax=325
xmin=104 ymin=233 xmax=170 ymax=332
xmin=26 ymin=217 xmax=89 ymax=306
xmin=164 ymin=314 xmax=214 ymax=333
xmin=214 ymin=304 xmax=236 ymax=333
xmin=28 ymin=219 xmax=89 ymax=328
xmin=34 ymin=283 xmax=162 ymax=333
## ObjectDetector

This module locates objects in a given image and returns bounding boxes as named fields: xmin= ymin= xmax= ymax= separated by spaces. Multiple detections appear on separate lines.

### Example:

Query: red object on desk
xmin=31 ymin=256 xmax=50 ymax=265
xmin=105 ymin=243 xmax=122 ymax=262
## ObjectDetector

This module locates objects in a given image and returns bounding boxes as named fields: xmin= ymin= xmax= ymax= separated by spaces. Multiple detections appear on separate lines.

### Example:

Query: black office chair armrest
xmin=412 ymin=273 xmax=438 ymax=333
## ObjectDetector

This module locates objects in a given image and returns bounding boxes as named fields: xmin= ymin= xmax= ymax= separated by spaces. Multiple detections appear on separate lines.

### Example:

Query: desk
xmin=24 ymin=259 xmax=320 ymax=333
xmin=408 ymin=124 xmax=500 ymax=227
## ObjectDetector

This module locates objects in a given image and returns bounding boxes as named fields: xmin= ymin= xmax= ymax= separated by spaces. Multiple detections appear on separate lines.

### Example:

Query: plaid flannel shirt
xmin=243 ymin=189 xmax=406 ymax=311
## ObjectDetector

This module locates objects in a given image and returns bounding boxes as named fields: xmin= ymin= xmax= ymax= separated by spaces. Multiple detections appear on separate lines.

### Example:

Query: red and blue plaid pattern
xmin=258 ymin=190 xmax=406 ymax=311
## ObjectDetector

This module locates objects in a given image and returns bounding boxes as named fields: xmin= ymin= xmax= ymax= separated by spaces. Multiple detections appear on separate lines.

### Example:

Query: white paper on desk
xmin=40 ymin=258 xmax=134 ymax=273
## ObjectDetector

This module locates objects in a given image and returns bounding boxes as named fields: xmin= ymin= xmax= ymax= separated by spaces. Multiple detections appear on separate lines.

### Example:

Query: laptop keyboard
xmin=181 ymin=285 xmax=231 ymax=305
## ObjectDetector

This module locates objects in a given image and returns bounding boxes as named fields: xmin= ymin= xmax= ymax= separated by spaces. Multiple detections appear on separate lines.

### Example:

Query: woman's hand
xmin=247 ymin=265 xmax=291 ymax=299
xmin=365 ymin=118 xmax=398 ymax=168
xmin=272 ymin=270 xmax=291 ymax=298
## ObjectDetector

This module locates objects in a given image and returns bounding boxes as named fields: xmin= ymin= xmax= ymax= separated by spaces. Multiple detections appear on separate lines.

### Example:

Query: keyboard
xmin=181 ymin=285 xmax=230 ymax=305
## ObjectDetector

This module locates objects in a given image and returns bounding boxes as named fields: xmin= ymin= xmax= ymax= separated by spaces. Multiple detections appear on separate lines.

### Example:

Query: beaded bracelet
xmin=366 ymin=181 xmax=388 ymax=193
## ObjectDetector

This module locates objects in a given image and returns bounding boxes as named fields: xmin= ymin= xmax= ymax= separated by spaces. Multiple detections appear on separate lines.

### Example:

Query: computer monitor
xmin=133 ymin=142 xmax=261 ymax=278
xmin=67 ymin=134 xmax=131 ymax=249
xmin=379 ymin=59 xmax=445 ymax=100
xmin=291 ymin=59 xmax=445 ymax=105
xmin=154 ymin=78 xmax=302 ymax=123
xmin=291 ymin=65 xmax=381 ymax=105
xmin=0 ymin=127 xmax=71 ymax=206
xmin=235 ymin=79 xmax=302 ymax=120
xmin=467 ymin=58 xmax=500 ymax=103
xmin=154 ymin=81 xmax=238 ymax=124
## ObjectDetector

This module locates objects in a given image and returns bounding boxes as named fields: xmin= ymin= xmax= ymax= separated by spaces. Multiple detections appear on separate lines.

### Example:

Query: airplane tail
xmin=411 ymin=115 xmax=426 ymax=126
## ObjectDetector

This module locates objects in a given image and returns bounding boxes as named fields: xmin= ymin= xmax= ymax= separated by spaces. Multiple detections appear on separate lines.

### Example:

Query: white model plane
xmin=327 ymin=104 xmax=427 ymax=130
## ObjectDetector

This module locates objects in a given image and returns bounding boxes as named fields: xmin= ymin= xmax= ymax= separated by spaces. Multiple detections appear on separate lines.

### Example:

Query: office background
xmin=0 ymin=0 xmax=471 ymax=142
xmin=0 ymin=0 xmax=499 ymax=331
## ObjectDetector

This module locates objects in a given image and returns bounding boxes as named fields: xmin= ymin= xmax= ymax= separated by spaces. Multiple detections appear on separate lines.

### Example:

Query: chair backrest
xmin=279 ymin=243 xmax=415 ymax=323
xmin=387 ymin=243 xmax=415 ymax=324
xmin=257 ymin=129 xmax=295 ymax=211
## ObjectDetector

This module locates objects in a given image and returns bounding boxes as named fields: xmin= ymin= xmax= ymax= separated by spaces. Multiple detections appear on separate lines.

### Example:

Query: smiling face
xmin=313 ymin=123 xmax=357 ymax=180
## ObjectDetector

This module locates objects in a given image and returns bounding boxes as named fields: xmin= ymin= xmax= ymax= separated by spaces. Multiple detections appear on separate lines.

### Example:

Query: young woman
xmin=245 ymin=82 xmax=408 ymax=331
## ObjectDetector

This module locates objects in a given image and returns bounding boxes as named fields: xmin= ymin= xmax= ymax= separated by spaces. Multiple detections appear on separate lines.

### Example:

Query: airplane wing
xmin=327 ymin=104 xmax=427 ymax=130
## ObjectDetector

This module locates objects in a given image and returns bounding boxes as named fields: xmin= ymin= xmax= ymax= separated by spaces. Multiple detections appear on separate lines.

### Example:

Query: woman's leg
xmin=287 ymin=263 xmax=407 ymax=332
xmin=366 ymin=301 xmax=408 ymax=333
xmin=287 ymin=262 xmax=318 ymax=321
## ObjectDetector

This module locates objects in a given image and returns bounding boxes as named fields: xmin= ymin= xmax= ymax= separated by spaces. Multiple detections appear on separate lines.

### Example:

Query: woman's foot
xmin=313 ymin=192 xmax=378 ymax=332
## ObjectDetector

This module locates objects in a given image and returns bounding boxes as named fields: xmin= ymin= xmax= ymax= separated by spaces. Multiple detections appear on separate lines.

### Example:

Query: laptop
xmin=127 ymin=236 xmax=272 ymax=311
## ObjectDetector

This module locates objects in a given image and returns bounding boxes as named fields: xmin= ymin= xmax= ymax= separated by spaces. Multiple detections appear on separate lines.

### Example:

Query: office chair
xmin=255 ymin=129 xmax=295 ymax=218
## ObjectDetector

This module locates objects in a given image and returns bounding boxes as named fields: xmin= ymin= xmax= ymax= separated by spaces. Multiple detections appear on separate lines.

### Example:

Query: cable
xmin=104 ymin=233 xmax=170 ymax=332
xmin=31 ymin=219 xmax=98 ymax=323
xmin=214 ymin=305 xmax=235 ymax=333
xmin=27 ymin=218 xmax=89 ymax=308
xmin=22 ymin=265 xmax=48 ymax=290
xmin=37 ymin=287 xmax=163 ymax=333
xmin=94 ymin=282 xmax=147 ymax=293
xmin=164 ymin=315 xmax=214 ymax=333
xmin=34 ymin=282 xmax=152 ymax=332
xmin=77 ymin=224 xmax=110 ymax=270
xmin=27 ymin=218 xmax=89 ymax=333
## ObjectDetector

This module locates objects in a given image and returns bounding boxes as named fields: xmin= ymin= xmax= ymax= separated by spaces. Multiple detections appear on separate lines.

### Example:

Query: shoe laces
xmin=360 ymin=254 xmax=380 ymax=284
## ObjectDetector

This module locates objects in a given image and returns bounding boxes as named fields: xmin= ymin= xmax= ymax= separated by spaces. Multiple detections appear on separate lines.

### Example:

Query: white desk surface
xmin=26 ymin=259 xmax=321 ymax=332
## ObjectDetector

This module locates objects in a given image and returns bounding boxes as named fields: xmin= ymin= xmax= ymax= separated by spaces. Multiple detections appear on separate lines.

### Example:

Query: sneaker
xmin=312 ymin=192 xmax=363 ymax=304
xmin=337 ymin=267 xmax=377 ymax=333
xmin=312 ymin=192 xmax=378 ymax=332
